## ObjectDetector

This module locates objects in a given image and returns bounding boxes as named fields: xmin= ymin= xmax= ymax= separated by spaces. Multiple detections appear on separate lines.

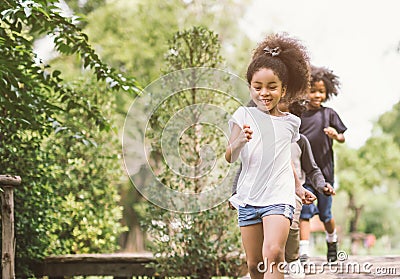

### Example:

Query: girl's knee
xmin=263 ymin=244 xmax=285 ymax=262
xmin=247 ymin=259 xmax=263 ymax=276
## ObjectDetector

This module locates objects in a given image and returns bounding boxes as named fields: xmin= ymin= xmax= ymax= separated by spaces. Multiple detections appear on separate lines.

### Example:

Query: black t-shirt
xmin=300 ymin=106 xmax=347 ymax=184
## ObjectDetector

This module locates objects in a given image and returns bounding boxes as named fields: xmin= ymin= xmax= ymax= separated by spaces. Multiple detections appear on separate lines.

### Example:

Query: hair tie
xmin=263 ymin=46 xmax=281 ymax=57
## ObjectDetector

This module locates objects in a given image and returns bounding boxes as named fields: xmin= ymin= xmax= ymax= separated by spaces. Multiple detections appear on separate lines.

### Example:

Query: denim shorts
xmin=238 ymin=204 xmax=294 ymax=227
xmin=300 ymin=184 xmax=333 ymax=223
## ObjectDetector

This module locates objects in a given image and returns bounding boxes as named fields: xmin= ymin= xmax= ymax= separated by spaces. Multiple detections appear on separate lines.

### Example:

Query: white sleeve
xmin=228 ymin=107 xmax=245 ymax=132
xmin=291 ymin=114 xmax=301 ymax=143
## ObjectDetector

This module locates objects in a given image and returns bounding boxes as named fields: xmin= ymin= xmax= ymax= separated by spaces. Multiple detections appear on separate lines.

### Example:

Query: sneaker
xmin=327 ymin=241 xmax=338 ymax=262
xmin=299 ymin=253 xmax=309 ymax=264
xmin=288 ymin=259 xmax=305 ymax=279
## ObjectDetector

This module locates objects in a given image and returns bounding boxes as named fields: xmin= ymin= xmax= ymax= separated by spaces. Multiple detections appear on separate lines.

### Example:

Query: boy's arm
xmin=292 ymin=161 xmax=316 ymax=204
xmin=324 ymin=127 xmax=345 ymax=143
xmin=298 ymin=135 xmax=335 ymax=195
xmin=325 ymin=108 xmax=347 ymax=143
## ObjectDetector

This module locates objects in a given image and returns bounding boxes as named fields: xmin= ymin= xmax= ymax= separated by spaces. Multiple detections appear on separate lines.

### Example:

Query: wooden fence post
xmin=0 ymin=175 xmax=21 ymax=279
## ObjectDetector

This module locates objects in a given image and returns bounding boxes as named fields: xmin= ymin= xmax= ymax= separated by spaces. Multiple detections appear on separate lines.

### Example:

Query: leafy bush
xmin=7 ymin=77 xmax=127 ymax=277
xmin=138 ymin=26 xmax=245 ymax=278
xmin=144 ymin=204 xmax=244 ymax=278
xmin=1 ymin=0 xmax=136 ymax=275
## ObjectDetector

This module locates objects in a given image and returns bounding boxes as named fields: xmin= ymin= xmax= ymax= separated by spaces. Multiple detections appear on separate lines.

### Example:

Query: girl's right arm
xmin=225 ymin=124 xmax=252 ymax=163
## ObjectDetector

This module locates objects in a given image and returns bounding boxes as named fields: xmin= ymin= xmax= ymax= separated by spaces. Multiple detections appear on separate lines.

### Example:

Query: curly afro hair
xmin=246 ymin=33 xmax=311 ymax=101
xmin=310 ymin=65 xmax=341 ymax=100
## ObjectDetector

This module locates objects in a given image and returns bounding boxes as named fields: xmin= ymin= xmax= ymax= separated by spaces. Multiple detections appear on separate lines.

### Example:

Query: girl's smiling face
xmin=249 ymin=68 xmax=286 ymax=116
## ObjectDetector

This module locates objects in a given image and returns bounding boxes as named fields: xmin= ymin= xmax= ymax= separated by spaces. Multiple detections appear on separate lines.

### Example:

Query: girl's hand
xmin=225 ymin=124 xmax=253 ymax=163
xmin=230 ymin=124 xmax=253 ymax=149
xmin=295 ymin=186 xmax=316 ymax=205
xmin=240 ymin=124 xmax=253 ymax=143
xmin=228 ymin=201 xmax=236 ymax=210
xmin=303 ymin=188 xmax=317 ymax=205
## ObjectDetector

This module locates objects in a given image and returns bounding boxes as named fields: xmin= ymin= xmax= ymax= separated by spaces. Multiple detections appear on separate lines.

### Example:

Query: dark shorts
xmin=238 ymin=204 xmax=294 ymax=227
xmin=300 ymin=184 xmax=333 ymax=223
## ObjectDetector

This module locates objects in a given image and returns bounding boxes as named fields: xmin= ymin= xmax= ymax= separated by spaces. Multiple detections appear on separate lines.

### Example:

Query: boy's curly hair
xmin=311 ymin=65 xmax=340 ymax=100
xmin=246 ymin=33 xmax=311 ymax=100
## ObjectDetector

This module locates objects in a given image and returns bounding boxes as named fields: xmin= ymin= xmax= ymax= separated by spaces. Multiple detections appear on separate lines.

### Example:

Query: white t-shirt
xmin=228 ymin=106 xmax=300 ymax=208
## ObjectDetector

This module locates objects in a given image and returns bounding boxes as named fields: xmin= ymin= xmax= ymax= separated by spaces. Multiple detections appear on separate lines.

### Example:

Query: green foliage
xmin=359 ymin=135 xmax=400 ymax=181
xmin=336 ymin=144 xmax=379 ymax=195
xmin=164 ymin=25 xmax=222 ymax=71
xmin=361 ymin=193 xmax=400 ymax=238
xmin=41 ymin=78 xmax=127 ymax=255
xmin=1 ymin=0 xmax=133 ymax=276
xmin=82 ymin=0 xmax=180 ymax=86
xmin=335 ymin=103 xmax=400 ymax=245
xmin=75 ymin=0 xmax=251 ymax=85
xmin=58 ymin=0 xmax=252 ymax=254
xmin=141 ymin=26 xmax=244 ymax=278
xmin=143 ymin=205 xmax=243 ymax=278
xmin=0 ymin=0 xmax=140 ymax=162
xmin=64 ymin=0 xmax=107 ymax=15
xmin=9 ymin=77 xmax=128 ymax=277
xmin=337 ymin=133 xmax=400 ymax=196
xmin=377 ymin=101 xmax=400 ymax=149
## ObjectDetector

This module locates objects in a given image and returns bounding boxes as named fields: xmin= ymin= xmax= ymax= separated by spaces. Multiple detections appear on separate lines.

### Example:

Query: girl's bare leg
xmin=240 ymin=223 xmax=264 ymax=279
xmin=262 ymin=215 xmax=291 ymax=279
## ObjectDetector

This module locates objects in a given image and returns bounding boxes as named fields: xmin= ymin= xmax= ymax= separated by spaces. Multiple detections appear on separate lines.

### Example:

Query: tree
xmin=335 ymin=103 xmax=400 ymax=253
xmin=139 ymin=26 xmax=244 ymax=278
xmin=0 ymin=0 xmax=140 ymax=136
xmin=64 ymin=0 xmax=106 ymax=16
xmin=377 ymin=101 xmax=400 ymax=149
xmin=41 ymin=77 xmax=127 ymax=255
xmin=360 ymin=103 xmax=400 ymax=242
xmin=0 ymin=0 xmax=140 ymax=176
xmin=1 ymin=0 xmax=138 ymax=275
xmin=52 ymin=0 xmax=252 ymax=252
xmin=57 ymin=0 xmax=252 ymax=85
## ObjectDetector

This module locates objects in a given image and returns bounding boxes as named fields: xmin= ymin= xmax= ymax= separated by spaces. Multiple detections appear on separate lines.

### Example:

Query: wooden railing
xmin=33 ymin=252 xmax=247 ymax=278
xmin=33 ymin=252 xmax=158 ymax=278
xmin=0 ymin=174 xmax=21 ymax=279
